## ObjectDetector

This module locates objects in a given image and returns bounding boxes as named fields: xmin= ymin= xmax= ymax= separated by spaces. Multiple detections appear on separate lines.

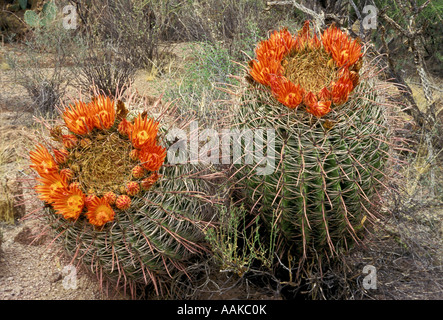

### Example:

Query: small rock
xmin=13 ymin=227 xmax=34 ymax=245
xmin=50 ymin=272 xmax=62 ymax=283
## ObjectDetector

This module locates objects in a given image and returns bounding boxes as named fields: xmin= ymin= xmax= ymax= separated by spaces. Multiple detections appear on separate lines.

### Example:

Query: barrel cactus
xmin=29 ymin=93 xmax=217 ymax=297
xmin=232 ymin=21 xmax=394 ymax=273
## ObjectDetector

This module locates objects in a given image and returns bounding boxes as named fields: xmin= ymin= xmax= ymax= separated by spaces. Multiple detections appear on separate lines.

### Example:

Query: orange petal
xmin=35 ymin=173 xmax=68 ymax=204
xmin=331 ymin=76 xmax=353 ymax=105
xmin=51 ymin=183 xmax=85 ymax=220
xmin=303 ymin=91 xmax=318 ymax=108
xmin=130 ymin=115 xmax=160 ymax=149
xmin=249 ymin=58 xmax=283 ymax=87
xmin=138 ymin=144 xmax=167 ymax=172
xmin=270 ymin=77 xmax=304 ymax=109
xmin=306 ymin=100 xmax=332 ymax=117
xmin=62 ymin=101 xmax=94 ymax=135
xmin=322 ymin=25 xmax=362 ymax=67
xmin=86 ymin=197 xmax=115 ymax=227
xmin=29 ymin=144 xmax=58 ymax=177
xmin=53 ymin=148 xmax=69 ymax=165
xmin=256 ymin=28 xmax=296 ymax=62
xmin=317 ymin=87 xmax=331 ymax=101
xmin=59 ymin=168 xmax=74 ymax=182
xmin=90 ymin=96 xmax=116 ymax=130
xmin=118 ymin=118 xmax=133 ymax=137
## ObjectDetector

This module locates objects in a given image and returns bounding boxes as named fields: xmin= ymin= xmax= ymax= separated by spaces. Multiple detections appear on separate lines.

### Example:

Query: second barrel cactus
xmin=232 ymin=21 xmax=393 ymax=270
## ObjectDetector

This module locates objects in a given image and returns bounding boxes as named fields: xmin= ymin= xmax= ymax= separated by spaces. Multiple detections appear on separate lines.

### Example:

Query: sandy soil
xmin=0 ymin=220 xmax=107 ymax=300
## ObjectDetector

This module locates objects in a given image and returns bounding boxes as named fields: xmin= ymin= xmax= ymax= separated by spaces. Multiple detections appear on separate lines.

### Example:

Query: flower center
xmin=69 ymin=132 xmax=134 ymax=195
xmin=95 ymin=205 xmax=113 ymax=222
xmin=96 ymin=206 xmax=111 ymax=215
xmin=282 ymin=48 xmax=338 ymax=94
xmin=97 ymin=110 xmax=108 ymax=120
xmin=136 ymin=130 xmax=151 ymax=146
xmin=67 ymin=195 xmax=84 ymax=211
xmin=75 ymin=117 xmax=87 ymax=128
xmin=42 ymin=160 xmax=56 ymax=172
xmin=96 ymin=110 xmax=110 ymax=127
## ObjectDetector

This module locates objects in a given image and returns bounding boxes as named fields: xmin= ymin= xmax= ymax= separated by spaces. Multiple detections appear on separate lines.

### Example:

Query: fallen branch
xmin=266 ymin=0 xmax=342 ymax=31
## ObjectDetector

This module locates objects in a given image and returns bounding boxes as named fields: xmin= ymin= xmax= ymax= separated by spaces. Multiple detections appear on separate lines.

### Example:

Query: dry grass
xmin=0 ymin=131 xmax=15 ymax=223
xmin=0 ymin=124 xmax=38 ymax=223
xmin=0 ymin=183 xmax=14 ymax=224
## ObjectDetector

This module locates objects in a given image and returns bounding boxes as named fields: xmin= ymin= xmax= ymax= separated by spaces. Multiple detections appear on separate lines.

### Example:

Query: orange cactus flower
xmin=51 ymin=184 xmax=85 ymax=220
xmin=115 ymin=195 xmax=131 ymax=210
xmin=306 ymin=100 xmax=332 ymax=118
xmin=53 ymin=148 xmax=69 ymax=164
xmin=59 ymin=168 xmax=74 ymax=182
xmin=130 ymin=115 xmax=160 ymax=149
xmin=138 ymin=144 xmax=167 ymax=172
xmin=86 ymin=197 xmax=115 ymax=227
xmin=141 ymin=172 xmax=161 ymax=191
xmin=248 ymin=21 xmax=363 ymax=116
xmin=256 ymin=28 xmax=296 ymax=62
xmin=322 ymin=24 xmax=362 ymax=68
xmin=90 ymin=95 xmax=116 ymax=130
xmin=331 ymin=76 xmax=354 ymax=105
xmin=303 ymin=91 xmax=318 ymax=109
xmin=249 ymin=58 xmax=283 ymax=87
xmin=35 ymin=173 xmax=68 ymax=204
xmin=294 ymin=21 xmax=321 ymax=51
xmin=118 ymin=118 xmax=133 ymax=137
xmin=317 ymin=87 xmax=331 ymax=101
xmin=62 ymin=134 xmax=78 ymax=149
xmin=62 ymin=101 xmax=94 ymax=135
xmin=29 ymin=144 xmax=58 ymax=177
xmin=270 ymin=78 xmax=304 ymax=109
xmin=30 ymin=94 xmax=169 ymax=227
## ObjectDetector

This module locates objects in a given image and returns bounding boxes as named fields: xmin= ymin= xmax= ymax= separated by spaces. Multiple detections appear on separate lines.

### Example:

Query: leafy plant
xmin=24 ymin=1 xmax=57 ymax=28
xmin=19 ymin=0 xmax=28 ymax=10
xmin=6 ymin=15 xmax=79 ymax=116
xmin=72 ymin=37 xmax=136 ymax=97
xmin=205 ymin=204 xmax=275 ymax=276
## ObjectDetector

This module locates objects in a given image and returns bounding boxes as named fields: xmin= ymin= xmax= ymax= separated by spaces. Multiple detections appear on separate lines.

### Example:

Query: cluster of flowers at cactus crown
xmin=249 ymin=21 xmax=363 ymax=117
xmin=29 ymin=95 xmax=166 ymax=228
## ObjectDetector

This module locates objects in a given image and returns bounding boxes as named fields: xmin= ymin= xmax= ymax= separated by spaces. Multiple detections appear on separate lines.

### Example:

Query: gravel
xmin=0 ymin=219 xmax=117 ymax=300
